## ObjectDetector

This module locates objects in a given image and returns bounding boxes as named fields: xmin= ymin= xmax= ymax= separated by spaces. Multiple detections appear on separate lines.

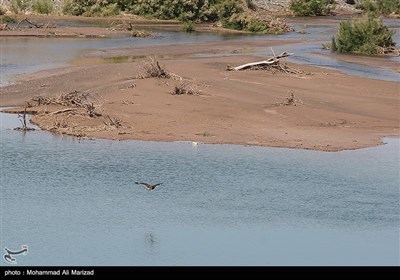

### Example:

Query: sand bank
xmin=1 ymin=32 xmax=398 ymax=151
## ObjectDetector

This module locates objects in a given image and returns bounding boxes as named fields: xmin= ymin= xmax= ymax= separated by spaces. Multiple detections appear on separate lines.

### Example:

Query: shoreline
xmin=1 ymin=53 xmax=398 ymax=152
xmin=2 ymin=105 xmax=399 ymax=153
xmin=1 ymin=17 xmax=399 ymax=152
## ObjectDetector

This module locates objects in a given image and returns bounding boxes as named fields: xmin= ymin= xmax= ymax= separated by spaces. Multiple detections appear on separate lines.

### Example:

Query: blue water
xmin=1 ymin=19 xmax=399 ymax=86
xmin=0 ymin=31 xmax=245 ymax=86
xmin=1 ymin=112 xmax=399 ymax=266
xmin=1 ymin=18 xmax=399 ymax=266
xmin=259 ymin=41 xmax=400 ymax=82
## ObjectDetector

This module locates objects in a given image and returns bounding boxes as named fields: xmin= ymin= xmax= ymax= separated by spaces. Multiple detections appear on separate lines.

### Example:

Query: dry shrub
xmin=137 ymin=59 xmax=182 ymax=80
xmin=131 ymin=29 xmax=151 ymax=37
xmin=104 ymin=115 xmax=122 ymax=128
xmin=138 ymin=59 xmax=171 ymax=79
xmin=283 ymin=91 xmax=303 ymax=106
xmin=172 ymin=82 xmax=201 ymax=96
xmin=27 ymin=91 xmax=102 ymax=117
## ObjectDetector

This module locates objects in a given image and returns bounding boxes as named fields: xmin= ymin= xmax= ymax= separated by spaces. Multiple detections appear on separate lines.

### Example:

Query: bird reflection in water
xmin=145 ymin=232 xmax=158 ymax=255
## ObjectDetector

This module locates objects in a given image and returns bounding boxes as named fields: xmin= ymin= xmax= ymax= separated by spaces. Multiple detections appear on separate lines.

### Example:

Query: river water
xmin=1 ymin=18 xmax=399 ymax=86
xmin=0 ymin=112 xmax=399 ymax=266
xmin=1 ymin=19 xmax=399 ymax=266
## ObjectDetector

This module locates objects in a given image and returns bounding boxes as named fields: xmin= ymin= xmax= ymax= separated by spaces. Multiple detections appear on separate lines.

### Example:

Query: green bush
xmin=32 ymin=0 xmax=53 ymax=15
xmin=216 ymin=1 xmax=286 ymax=33
xmin=129 ymin=0 xmax=219 ymax=22
xmin=10 ymin=0 xmax=31 ymax=14
xmin=63 ymin=0 xmax=120 ymax=17
xmin=62 ymin=0 xmax=83 ymax=16
xmin=1 ymin=16 xmax=17 ymax=23
xmin=356 ymin=0 xmax=400 ymax=15
xmin=181 ymin=21 xmax=196 ymax=32
xmin=331 ymin=13 xmax=396 ymax=55
xmin=289 ymin=0 xmax=334 ymax=16
xmin=245 ymin=0 xmax=257 ymax=11
xmin=60 ymin=0 xmax=290 ymax=34
xmin=98 ymin=3 xmax=120 ymax=17
xmin=376 ymin=0 xmax=400 ymax=14
xmin=217 ymin=0 xmax=243 ymax=20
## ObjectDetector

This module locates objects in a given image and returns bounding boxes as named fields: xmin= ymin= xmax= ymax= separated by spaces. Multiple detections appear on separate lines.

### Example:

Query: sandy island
xmin=1 ymin=18 xmax=399 ymax=152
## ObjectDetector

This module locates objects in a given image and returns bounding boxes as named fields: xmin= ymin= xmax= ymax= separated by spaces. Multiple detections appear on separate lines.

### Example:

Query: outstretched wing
xmin=153 ymin=183 xmax=163 ymax=188
xmin=135 ymin=182 xmax=150 ymax=187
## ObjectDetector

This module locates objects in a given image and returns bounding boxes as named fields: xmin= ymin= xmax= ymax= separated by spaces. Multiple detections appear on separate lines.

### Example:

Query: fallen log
xmin=227 ymin=52 xmax=293 ymax=71
xmin=15 ymin=18 xmax=56 ymax=29
xmin=49 ymin=108 xmax=78 ymax=115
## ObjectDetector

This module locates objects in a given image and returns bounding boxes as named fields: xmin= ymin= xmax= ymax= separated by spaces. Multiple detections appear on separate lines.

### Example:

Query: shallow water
xmin=0 ymin=31 xmax=243 ymax=86
xmin=1 ymin=112 xmax=399 ymax=266
xmin=1 ymin=19 xmax=399 ymax=86
xmin=259 ymin=41 xmax=400 ymax=82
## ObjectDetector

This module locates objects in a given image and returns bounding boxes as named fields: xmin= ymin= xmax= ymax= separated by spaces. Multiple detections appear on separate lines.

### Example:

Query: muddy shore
xmin=1 ymin=16 xmax=399 ymax=152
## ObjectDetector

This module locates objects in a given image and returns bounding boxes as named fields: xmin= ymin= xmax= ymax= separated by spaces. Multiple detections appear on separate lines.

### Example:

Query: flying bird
xmin=135 ymin=182 xmax=163 ymax=191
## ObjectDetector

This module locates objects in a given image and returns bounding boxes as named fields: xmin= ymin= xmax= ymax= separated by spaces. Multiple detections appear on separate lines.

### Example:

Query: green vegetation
xmin=289 ymin=0 xmax=334 ymax=16
xmin=331 ymin=13 xmax=396 ymax=55
xmin=181 ymin=21 xmax=196 ymax=32
xmin=355 ymin=0 xmax=400 ymax=16
xmin=10 ymin=0 xmax=30 ymax=14
xmin=0 ymin=6 xmax=6 ymax=15
xmin=32 ymin=0 xmax=53 ymax=15
xmin=61 ymin=0 xmax=290 ymax=34
xmin=215 ymin=0 xmax=289 ymax=33
xmin=245 ymin=0 xmax=257 ymax=11
xmin=1 ymin=15 xmax=17 ymax=23
xmin=63 ymin=0 xmax=120 ymax=17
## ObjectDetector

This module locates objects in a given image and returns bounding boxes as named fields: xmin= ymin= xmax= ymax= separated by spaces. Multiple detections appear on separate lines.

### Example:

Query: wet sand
xmin=1 ymin=17 xmax=399 ymax=151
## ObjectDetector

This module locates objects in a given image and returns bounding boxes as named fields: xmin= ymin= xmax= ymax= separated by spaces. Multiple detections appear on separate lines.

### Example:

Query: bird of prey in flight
xmin=135 ymin=182 xmax=163 ymax=191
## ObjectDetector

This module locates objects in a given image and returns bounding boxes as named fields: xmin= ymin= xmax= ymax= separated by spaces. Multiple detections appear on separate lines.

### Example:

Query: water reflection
xmin=144 ymin=232 xmax=159 ymax=256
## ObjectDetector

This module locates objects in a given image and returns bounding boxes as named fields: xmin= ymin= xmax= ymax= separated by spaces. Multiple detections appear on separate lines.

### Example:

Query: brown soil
xmin=1 ymin=19 xmax=399 ymax=152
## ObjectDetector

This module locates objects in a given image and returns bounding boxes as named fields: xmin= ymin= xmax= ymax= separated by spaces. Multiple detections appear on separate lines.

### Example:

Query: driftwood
xmin=227 ymin=52 xmax=293 ymax=71
xmin=16 ymin=18 xmax=56 ymax=29
xmin=376 ymin=46 xmax=400 ymax=56
xmin=27 ymin=91 xmax=102 ymax=117
xmin=49 ymin=108 xmax=78 ymax=115
xmin=104 ymin=115 xmax=122 ymax=128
